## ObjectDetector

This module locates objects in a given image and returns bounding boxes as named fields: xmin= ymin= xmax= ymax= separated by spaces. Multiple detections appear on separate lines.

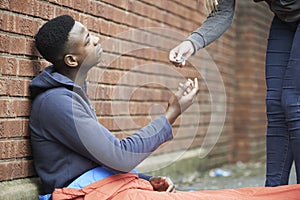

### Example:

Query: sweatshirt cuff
xmin=156 ymin=115 xmax=173 ymax=142
xmin=138 ymin=173 xmax=152 ymax=181
xmin=187 ymin=32 xmax=205 ymax=53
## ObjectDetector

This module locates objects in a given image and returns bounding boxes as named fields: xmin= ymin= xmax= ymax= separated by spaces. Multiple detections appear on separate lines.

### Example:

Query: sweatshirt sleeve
xmin=138 ymin=173 xmax=152 ymax=181
xmin=78 ymin=114 xmax=173 ymax=172
xmin=187 ymin=0 xmax=235 ymax=52
xmin=38 ymin=90 xmax=173 ymax=173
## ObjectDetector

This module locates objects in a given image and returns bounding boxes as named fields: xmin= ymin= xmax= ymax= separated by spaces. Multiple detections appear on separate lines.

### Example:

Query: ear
xmin=64 ymin=54 xmax=79 ymax=68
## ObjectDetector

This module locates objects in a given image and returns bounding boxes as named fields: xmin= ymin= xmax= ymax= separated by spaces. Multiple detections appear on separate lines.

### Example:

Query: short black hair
xmin=35 ymin=15 xmax=75 ymax=63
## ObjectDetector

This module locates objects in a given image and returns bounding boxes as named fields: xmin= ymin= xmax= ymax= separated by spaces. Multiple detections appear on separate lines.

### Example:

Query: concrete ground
xmin=176 ymin=162 xmax=297 ymax=191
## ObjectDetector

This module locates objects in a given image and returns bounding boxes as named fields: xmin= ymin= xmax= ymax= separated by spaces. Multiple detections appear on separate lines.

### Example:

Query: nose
xmin=92 ymin=35 xmax=99 ymax=46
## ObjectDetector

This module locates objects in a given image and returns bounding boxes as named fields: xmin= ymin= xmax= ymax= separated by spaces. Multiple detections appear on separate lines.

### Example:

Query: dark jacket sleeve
xmin=187 ymin=0 xmax=235 ymax=52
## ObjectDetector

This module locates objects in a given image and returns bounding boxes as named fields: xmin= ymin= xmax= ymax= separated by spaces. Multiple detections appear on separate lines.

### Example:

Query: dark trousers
xmin=265 ymin=16 xmax=300 ymax=186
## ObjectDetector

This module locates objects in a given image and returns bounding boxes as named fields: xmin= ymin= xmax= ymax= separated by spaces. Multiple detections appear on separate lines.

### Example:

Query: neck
xmin=73 ymin=73 xmax=87 ymax=87
xmin=55 ymin=65 xmax=87 ymax=87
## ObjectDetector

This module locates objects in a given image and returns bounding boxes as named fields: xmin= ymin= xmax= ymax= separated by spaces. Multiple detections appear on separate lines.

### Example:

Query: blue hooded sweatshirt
xmin=29 ymin=66 xmax=173 ymax=194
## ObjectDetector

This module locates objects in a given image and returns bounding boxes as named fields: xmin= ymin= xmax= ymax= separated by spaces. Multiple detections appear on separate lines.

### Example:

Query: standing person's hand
xmin=169 ymin=40 xmax=195 ymax=67
xmin=149 ymin=176 xmax=176 ymax=192
xmin=165 ymin=78 xmax=199 ymax=124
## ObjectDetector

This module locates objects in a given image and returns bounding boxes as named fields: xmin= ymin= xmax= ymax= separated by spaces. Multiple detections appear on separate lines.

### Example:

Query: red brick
xmin=0 ymin=140 xmax=30 ymax=159
xmin=0 ymin=12 xmax=9 ymax=31
xmin=99 ymin=115 xmax=152 ymax=131
xmin=15 ymin=16 xmax=38 ymax=36
xmin=0 ymin=119 xmax=29 ymax=138
xmin=0 ymin=56 xmax=18 ymax=75
xmin=25 ymin=37 xmax=40 ymax=56
xmin=16 ymin=99 xmax=31 ymax=117
xmin=18 ymin=58 xmax=44 ymax=77
xmin=92 ymin=100 xmax=168 ymax=117
xmin=16 ymin=139 xmax=31 ymax=158
xmin=8 ymin=0 xmax=36 ymax=16
xmin=0 ymin=0 xmax=9 ymax=9
xmin=0 ymin=99 xmax=30 ymax=117
xmin=0 ymin=160 xmax=35 ymax=180
xmin=0 ymin=34 xmax=10 ymax=53
xmin=86 ymin=16 xmax=101 ymax=34
xmin=73 ymin=0 xmax=89 ymax=13
xmin=47 ymin=0 xmax=63 ymax=5
xmin=0 ymin=78 xmax=7 ymax=95
xmin=9 ymin=36 xmax=26 ymax=55
xmin=34 ymin=1 xmax=56 ymax=20
xmin=7 ymin=79 xmax=30 ymax=97
xmin=0 ymin=99 xmax=16 ymax=117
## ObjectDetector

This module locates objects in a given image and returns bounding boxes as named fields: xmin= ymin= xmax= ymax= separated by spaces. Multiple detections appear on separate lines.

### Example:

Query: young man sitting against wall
xmin=30 ymin=14 xmax=198 ymax=199
xmin=30 ymin=15 xmax=300 ymax=200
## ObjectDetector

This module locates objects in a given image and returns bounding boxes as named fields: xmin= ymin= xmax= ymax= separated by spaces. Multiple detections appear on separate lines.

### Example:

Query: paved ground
xmin=176 ymin=162 xmax=297 ymax=191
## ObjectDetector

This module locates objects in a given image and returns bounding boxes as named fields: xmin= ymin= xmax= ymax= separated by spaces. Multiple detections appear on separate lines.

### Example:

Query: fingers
xmin=169 ymin=41 xmax=194 ymax=67
xmin=169 ymin=43 xmax=188 ymax=67
xmin=176 ymin=78 xmax=199 ymax=97
xmin=158 ymin=177 xmax=175 ymax=193
xmin=166 ymin=184 xmax=176 ymax=192
xmin=164 ymin=177 xmax=176 ymax=193
xmin=175 ymin=79 xmax=192 ymax=97
xmin=183 ymin=78 xmax=199 ymax=104
xmin=169 ymin=49 xmax=177 ymax=62
xmin=188 ymin=77 xmax=199 ymax=97
xmin=169 ymin=46 xmax=181 ymax=63
xmin=149 ymin=176 xmax=176 ymax=193
xmin=169 ymin=51 xmax=185 ymax=67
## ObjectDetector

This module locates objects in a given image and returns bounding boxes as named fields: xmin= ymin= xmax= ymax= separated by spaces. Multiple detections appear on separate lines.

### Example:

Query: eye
xmin=85 ymin=33 xmax=90 ymax=46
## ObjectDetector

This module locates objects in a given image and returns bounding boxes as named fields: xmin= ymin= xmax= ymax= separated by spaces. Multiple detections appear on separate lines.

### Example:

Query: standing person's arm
xmin=169 ymin=0 xmax=235 ymax=67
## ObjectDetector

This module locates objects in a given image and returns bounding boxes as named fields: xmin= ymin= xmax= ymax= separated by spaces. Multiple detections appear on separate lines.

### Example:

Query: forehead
xmin=68 ymin=21 xmax=87 ymax=39
xmin=73 ymin=21 xmax=86 ymax=32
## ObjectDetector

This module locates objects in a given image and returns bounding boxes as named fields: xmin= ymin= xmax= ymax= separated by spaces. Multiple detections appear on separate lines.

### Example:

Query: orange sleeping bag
xmin=52 ymin=173 xmax=300 ymax=200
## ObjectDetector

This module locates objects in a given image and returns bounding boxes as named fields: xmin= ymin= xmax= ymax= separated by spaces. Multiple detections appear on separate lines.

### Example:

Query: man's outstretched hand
xmin=165 ymin=78 xmax=199 ymax=124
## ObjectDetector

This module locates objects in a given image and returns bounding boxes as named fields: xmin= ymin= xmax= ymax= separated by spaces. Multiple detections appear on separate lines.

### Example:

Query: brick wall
xmin=0 ymin=0 xmax=272 ymax=198
xmin=233 ymin=1 xmax=272 ymax=162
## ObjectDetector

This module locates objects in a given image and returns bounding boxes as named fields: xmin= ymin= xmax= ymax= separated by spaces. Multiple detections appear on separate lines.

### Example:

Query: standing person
xmin=30 ymin=14 xmax=198 ymax=199
xmin=169 ymin=0 xmax=300 ymax=187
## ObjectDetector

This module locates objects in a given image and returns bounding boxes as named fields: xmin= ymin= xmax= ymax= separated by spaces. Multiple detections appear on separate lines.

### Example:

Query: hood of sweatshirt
xmin=29 ymin=65 xmax=84 ymax=100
